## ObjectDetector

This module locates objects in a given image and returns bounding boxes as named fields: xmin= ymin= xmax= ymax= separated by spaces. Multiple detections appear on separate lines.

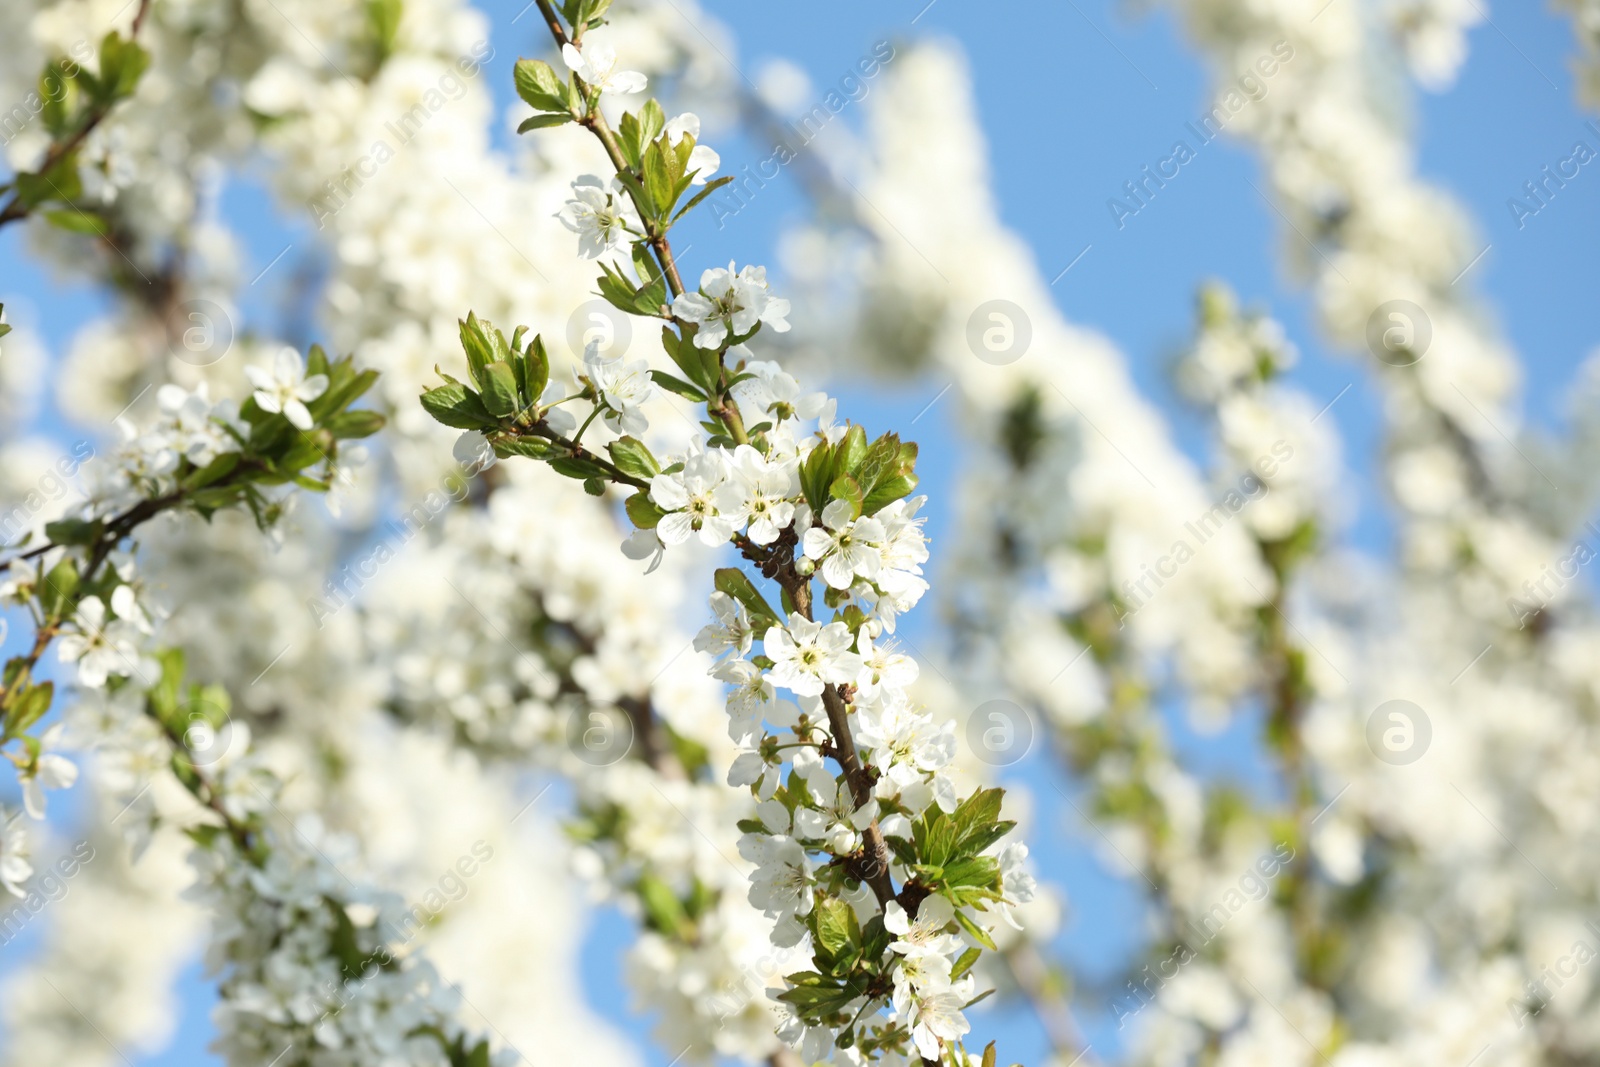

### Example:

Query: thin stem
xmin=569 ymin=404 xmax=603 ymax=450
xmin=514 ymin=421 xmax=650 ymax=490
xmin=530 ymin=0 xmax=687 ymax=298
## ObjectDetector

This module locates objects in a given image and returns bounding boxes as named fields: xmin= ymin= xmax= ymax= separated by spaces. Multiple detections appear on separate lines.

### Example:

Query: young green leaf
xmin=514 ymin=58 xmax=568 ymax=113
xmin=713 ymin=568 xmax=781 ymax=633
xmin=420 ymin=382 xmax=496 ymax=430
xmin=480 ymin=361 xmax=522 ymax=417
xmin=607 ymin=436 xmax=660 ymax=479
xmin=625 ymin=491 xmax=666 ymax=529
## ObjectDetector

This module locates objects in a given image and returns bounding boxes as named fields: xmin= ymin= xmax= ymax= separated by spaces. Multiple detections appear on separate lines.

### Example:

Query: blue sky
xmin=2 ymin=0 xmax=1597 ymax=1064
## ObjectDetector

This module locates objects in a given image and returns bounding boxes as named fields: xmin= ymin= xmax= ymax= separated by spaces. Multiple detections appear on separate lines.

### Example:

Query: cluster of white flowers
xmin=10 ymin=0 xmax=1600 ymax=1065
xmin=406 ymin=7 xmax=1044 ymax=1056
xmin=674 ymin=263 xmax=792 ymax=349
xmin=1177 ymin=283 xmax=1341 ymax=547
xmin=1 ymin=1 xmax=762 ymax=1063
xmin=192 ymin=819 xmax=510 ymax=1067
xmin=747 ymin=12 xmax=1600 ymax=1065
xmin=560 ymin=175 xmax=642 ymax=259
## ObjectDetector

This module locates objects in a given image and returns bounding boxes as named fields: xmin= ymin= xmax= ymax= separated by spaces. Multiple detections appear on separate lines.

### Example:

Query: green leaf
xmin=952 ymin=787 xmax=1005 ymax=844
xmin=491 ymin=435 xmax=554 ymax=460
xmin=97 ymin=31 xmax=149 ymax=100
xmin=813 ymin=895 xmax=860 ymax=958
xmin=364 ymin=0 xmax=402 ymax=59
xmin=774 ymin=971 xmax=857 ymax=1016
xmin=606 ymin=436 xmax=660 ymax=480
xmin=191 ymin=485 xmax=245 ymax=511
xmin=275 ymin=434 xmax=328 ymax=475
xmin=43 ymin=518 xmax=99 ymax=546
xmin=148 ymin=649 xmax=186 ymax=726
xmin=862 ymin=472 xmax=919 ymax=516
xmin=524 ymin=334 xmax=551 ymax=405
xmin=960 ymin=820 xmax=1018 ymax=859
xmin=941 ymin=856 xmax=1002 ymax=895
xmin=420 ymin=382 xmax=496 ymax=430
xmin=14 ymin=153 xmax=82 ymax=209
xmin=458 ymin=313 xmax=494 ymax=388
xmin=827 ymin=474 xmax=864 ymax=518
xmin=4 ymin=681 xmax=54 ymax=736
xmin=671 ymin=174 xmax=735 ymax=225
xmin=595 ymin=258 xmax=666 ymax=319
xmin=40 ymin=557 xmax=80 ymax=618
xmin=481 ymin=318 xmax=511 ymax=363
xmin=549 ymin=455 xmax=612 ymax=481
xmin=181 ymin=451 xmax=241 ymax=491
xmin=310 ymin=364 xmax=381 ymax=423
xmin=480 ymin=361 xmax=521 ymax=418
xmin=616 ymin=109 xmax=650 ymax=168
xmin=952 ymin=946 xmax=983 ymax=980
xmin=886 ymin=835 xmax=919 ymax=866
xmin=954 ymin=906 xmax=998 ymax=951
xmin=517 ymin=113 xmax=572 ymax=132
xmin=324 ymin=410 xmax=387 ymax=439
xmin=636 ymin=873 xmax=688 ymax=936
xmin=641 ymin=136 xmax=678 ymax=217
xmin=629 ymin=244 xmax=668 ymax=312
xmin=834 ymin=424 xmax=868 ymax=477
xmin=37 ymin=63 xmax=78 ymax=136
xmin=649 ymin=369 xmax=707 ymax=402
xmin=42 ymin=208 xmax=106 ymax=235
xmin=514 ymin=58 xmax=568 ymax=113
xmin=800 ymin=441 xmax=833 ymax=512
xmin=625 ymin=491 xmax=665 ymax=530
xmin=713 ymin=568 xmax=781 ymax=633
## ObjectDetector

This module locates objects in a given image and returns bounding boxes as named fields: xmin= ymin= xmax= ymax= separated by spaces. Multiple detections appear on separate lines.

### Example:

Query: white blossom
xmin=763 ymin=613 xmax=863 ymax=697
xmin=581 ymin=342 xmax=655 ymax=436
xmin=245 ymin=348 xmax=328 ymax=431
xmin=558 ymin=175 xmax=638 ymax=259
xmin=738 ymin=834 xmax=815 ymax=919
xmin=803 ymin=498 xmax=886 ymax=591
xmin=55 ymin=596 xmax=152 ymax=689
xmin=714 ymin=444 xmax=798 ymax=545
xmin=794 ymin=775 xmax=879 ymax=854
xmin=672 ymin=263 xmax=792 ymax=349
xmin=650 ymin=445 xmax=740 ymax=546
xmin=20 ymin=724 xmax=79 ymax=819
xmin=561 ymin=41 xmax=647 ymax=96
xmin=0 ymin=808 xmax=32 ymax=897
xmin=695 ymin=591 xmax=754 ymax=660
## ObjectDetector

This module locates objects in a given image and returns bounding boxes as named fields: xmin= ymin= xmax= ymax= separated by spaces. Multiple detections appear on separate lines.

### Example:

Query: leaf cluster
xmin=3 ymin=31 xmax=151 ymax=233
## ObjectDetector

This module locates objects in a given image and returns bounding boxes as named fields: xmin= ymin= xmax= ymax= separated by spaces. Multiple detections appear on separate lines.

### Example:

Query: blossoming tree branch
xmin=416 ymin=2 xmax=1035 ymax=1062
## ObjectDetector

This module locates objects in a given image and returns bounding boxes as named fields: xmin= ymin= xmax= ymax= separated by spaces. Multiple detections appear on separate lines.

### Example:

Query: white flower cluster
xmin=652 ymin=356 xmax=1032 ymax=1057
xmin=1177 ymin=283 xmax=1341 ymax=546
xmin=0 ymin=2 xmax=752 ymax=1065
xmin=673 ymin=262 xmax=792 ymax=349
xmin=360 ymin=467 xmax=802 ymax=1061
xmin=758 ymin=19 xmax=1600 ymax=1067
xmin=192 ymin=820 xmax=510 ymax=1067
